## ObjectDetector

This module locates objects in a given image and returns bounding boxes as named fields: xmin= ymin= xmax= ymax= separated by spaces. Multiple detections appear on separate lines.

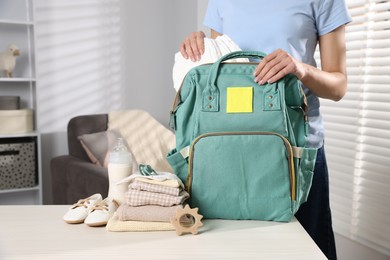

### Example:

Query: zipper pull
xmin=169 ymin=110 xmax=176 ymax=131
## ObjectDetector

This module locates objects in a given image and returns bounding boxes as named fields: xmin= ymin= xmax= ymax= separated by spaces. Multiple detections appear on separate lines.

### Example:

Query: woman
xmin=179 ymin=1 xmax=351 ymax=259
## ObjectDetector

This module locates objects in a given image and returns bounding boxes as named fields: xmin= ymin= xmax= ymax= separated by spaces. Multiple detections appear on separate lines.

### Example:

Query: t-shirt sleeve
xmin=317 ymin=0 xmax=352 ymax=36
xmin=203 ymin=0 xmax=223 ymax=33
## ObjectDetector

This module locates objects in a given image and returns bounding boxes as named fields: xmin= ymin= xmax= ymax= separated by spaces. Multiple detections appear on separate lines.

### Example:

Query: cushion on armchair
xmin=68 ymin=114 xmax=108 ymax=160
xmin=78 ymin=130 xmax=120 ymax=167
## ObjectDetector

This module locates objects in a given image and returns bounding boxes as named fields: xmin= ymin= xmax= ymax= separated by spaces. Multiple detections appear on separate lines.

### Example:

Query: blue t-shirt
xmin=204 ymin=0 xmax=351 ymax=148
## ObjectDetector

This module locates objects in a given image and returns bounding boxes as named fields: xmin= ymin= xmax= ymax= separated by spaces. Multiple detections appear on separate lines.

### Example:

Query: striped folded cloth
xmin=117 ymin=204 xmax=183 ymax=222
xmin=126 ymin=189 xmax=189 ymax=207
xmin=130 ymin=180 xmax=181 ymax=196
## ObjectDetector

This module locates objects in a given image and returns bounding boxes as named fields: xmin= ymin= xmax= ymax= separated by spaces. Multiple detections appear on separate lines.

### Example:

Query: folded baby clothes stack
xmin=106 ymin=172 xmax=188 ymax=232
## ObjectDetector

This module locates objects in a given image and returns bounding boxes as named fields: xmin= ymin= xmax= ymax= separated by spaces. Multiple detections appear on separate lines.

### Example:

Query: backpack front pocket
xmin=188 ymin=132 xmax=295 ymax=222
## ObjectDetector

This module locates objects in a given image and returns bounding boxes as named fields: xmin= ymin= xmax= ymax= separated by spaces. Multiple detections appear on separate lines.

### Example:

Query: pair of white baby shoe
xmin=63 ymin=193 xmax=119 ymax=227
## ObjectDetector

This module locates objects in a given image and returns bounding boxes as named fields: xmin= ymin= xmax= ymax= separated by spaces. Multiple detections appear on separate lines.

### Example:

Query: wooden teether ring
xmin=170 ymin=204 xmax=203 ymax=236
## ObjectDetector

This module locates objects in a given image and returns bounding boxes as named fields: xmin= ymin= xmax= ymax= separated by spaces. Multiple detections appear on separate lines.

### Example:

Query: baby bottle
xmin=107 ymin=138 xmax=132 ymax=205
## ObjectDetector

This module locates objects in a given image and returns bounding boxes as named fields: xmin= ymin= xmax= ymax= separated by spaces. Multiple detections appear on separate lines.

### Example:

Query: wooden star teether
xmin=170 ymin=204 xmax=203 ymax=236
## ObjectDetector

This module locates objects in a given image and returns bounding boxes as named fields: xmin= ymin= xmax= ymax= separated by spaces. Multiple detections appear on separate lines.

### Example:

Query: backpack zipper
xmin=187 ymin=131 xmax=296 ymax=201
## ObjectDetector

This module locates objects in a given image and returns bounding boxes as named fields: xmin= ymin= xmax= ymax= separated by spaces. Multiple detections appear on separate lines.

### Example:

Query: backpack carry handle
xmin=202 ymin=51 xmax=267 ymax=112
xmin=215 ymin=50 xmax=266 ymax=63
xmin=208 ymin=51 xmax=266 ymax=88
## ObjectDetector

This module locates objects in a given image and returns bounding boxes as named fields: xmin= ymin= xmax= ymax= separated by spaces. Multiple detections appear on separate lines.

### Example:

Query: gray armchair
xmin=50 ymin=110 xmax=176 ymax=205
xmin=51 ymin=114 xmax=109 ymax=204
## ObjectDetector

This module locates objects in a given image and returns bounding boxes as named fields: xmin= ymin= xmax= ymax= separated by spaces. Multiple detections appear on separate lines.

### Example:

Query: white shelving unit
xmin=0 ymin=0 xmax=42 ymax=204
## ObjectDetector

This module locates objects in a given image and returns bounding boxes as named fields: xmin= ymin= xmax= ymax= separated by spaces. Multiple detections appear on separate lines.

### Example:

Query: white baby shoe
xmin=84 ymin=197 xmax=119 ymax=227
xmin=63 ymin=193 xmax=103 ymax=224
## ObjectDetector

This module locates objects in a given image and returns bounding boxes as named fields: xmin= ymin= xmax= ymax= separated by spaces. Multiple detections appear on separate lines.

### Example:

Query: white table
xmin=0 ymin=205 xmax=326 ymax=260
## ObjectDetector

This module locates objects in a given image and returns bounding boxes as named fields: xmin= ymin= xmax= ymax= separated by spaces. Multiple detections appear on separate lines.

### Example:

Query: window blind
xmin=317 ymin=0 xmax=390 ymax=255
xmin=35 ymin=0 xmax=121 ymax=132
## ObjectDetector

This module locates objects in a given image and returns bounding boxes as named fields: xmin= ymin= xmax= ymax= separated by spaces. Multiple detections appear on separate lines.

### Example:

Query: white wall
xmin=119 ymin=0 xmax=197 ymax=124
xmin=35 ymin=0 xmax=197 ymax=204
xmin=335 ymin=234 xmax=389 ymax=260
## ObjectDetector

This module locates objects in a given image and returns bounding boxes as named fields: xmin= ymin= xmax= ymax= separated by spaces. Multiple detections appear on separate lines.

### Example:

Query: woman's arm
xmin=253 ymin=25 xmax=348 ymax=101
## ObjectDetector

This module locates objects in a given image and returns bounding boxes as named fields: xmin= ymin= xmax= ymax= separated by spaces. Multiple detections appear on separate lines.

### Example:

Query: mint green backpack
xmin=167 ymin=51 xmax=317 ymax=222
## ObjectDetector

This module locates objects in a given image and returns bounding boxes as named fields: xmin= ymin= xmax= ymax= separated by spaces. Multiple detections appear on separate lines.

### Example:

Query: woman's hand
xmin=180 ymin=31 xmax=206 ymax=62
xmin=253 ymin=49 xmax=305 ymax=85
xmin=253 ymin=26 xmax=347 ymax=101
